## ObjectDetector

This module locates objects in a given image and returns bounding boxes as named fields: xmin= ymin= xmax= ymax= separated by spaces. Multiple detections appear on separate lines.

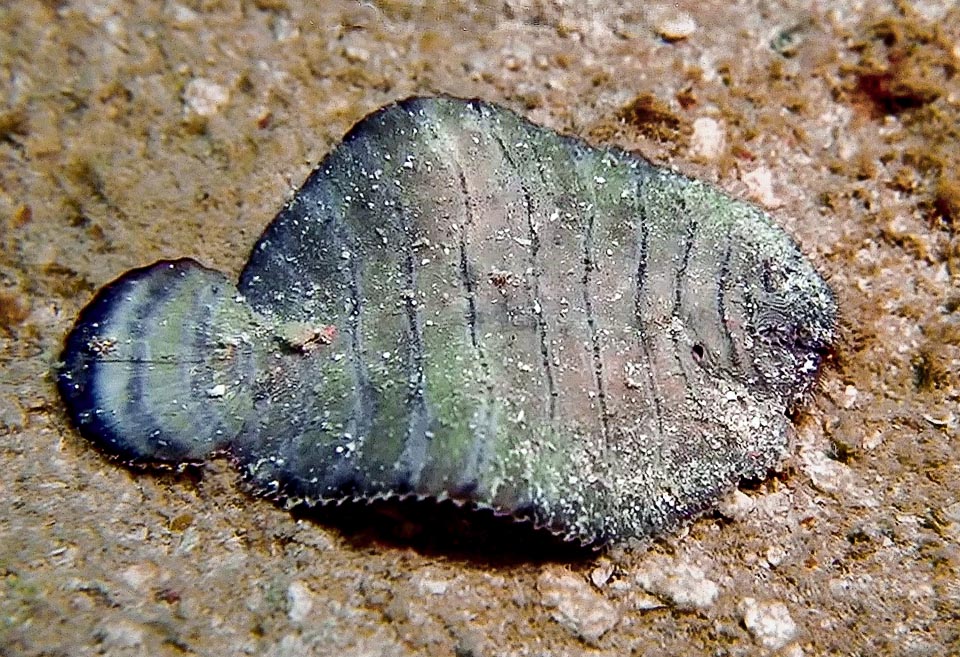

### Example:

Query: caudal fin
xmin=57 ymin=259 xmax=260 ymax=465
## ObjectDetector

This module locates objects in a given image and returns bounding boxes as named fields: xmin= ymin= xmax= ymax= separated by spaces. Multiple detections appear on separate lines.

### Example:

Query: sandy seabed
xmin=1 ymin=1 xmax=958 ymax=655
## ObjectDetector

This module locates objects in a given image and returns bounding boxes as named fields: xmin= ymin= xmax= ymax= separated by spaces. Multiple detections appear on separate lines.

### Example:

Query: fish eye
xmin=691 ymin=343 xmax=705 ymax=363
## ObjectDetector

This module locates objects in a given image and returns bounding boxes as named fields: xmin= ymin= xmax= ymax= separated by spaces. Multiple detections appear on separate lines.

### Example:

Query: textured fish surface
xmin=57 ymin=97 xmax=837 ymax=545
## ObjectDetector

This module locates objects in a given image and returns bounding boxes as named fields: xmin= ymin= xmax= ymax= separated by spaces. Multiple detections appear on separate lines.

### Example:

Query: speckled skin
xmin=57 ymin=97 xmax=836 ymax=545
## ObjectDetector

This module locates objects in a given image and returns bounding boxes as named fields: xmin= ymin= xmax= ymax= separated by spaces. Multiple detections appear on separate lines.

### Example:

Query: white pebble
xmin=801 ymin=448 xmax=877 ymax=507
xmin=633 ymin=559 xmax=719 ymax=611
xmin=168 ymin=3 xmax=198 ymax=26
xmin=690 ymin=117 xmax=726 ymax=160
xmin=739 ymin=597 xmax=798 ymax=650
xmin=538 ymin=568 xmax=619 ymax=644
xmin=415 ymin=575 xmax=450 ymax=596
xmin=206 ymin=384 xmax=226 ymax=398
xmin=287 ymin=581 xmax=314 ymax=623
xmin=95 ymin=619 xmax=147 ymax=649
xmin=183 ymin=78 xmax=230 ymax=117
xmin=741 ymin=166 xmax=783 ymax=209
xmin=842 ymin=384 xmax=859 ymax=409
xmin=801 ymin=449 xmax=850 ymax=494
xmin=861 ymin=429 xmax=883 ymax=450
xmin=765 ymin=544 xmax=788 ymax=568
xmin=717 ymin=488 xmax=755 ymax=521
xmin=590 ymin=559 xmax=615 ymax=588
xmin=120 ymin=562 xmax=160 ymax=590
xmin=344 ymin=45 xmax=370 ymax=63
xmin=655 ymin=10 xmax=697 ymax=41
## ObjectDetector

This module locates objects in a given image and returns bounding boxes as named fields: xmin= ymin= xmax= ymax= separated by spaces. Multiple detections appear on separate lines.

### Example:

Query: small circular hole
xmin=691 ymin=344 xmax=705 ymax=362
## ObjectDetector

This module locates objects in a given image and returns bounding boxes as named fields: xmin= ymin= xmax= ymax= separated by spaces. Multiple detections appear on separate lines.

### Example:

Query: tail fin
xmin=57 ymin=259 xmax=259 ymax=465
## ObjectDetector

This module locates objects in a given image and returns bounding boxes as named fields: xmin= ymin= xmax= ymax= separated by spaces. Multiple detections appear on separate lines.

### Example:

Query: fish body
xmin=57 ymin=97 xmax=837 ymax=545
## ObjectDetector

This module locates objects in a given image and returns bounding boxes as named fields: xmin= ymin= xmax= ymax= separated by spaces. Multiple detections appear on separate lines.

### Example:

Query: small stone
xmin=739 ymin=597 xmax=798 ymax=650
xmin=95 ymin=618 xmax=147 ymax=649
xmin=944 ymin=501 xmax=960 ymax=525
xmin=415 ymin=575 xmax=450 ymax=596
xmin=503 ymin=55 xmax=522 ymax=71
xmin=654 ymin=10 xmax=697 ymax=41
xmin=120 ymin=562 xmax=159 ymax=590
xmin=782 ymin=644 xmax=805 ymax=657
xmin=690 ymin=117 xmax=725 ymax=160
xmin=606 ymin=578 xmax=665 ymax=611
xmin=801 ymin=448 xmax=877 ymax=507
xmin=183 ymin=78 xmax=230 ymax=117
xmin=206 ymin=384 xmax=227 ymax=398
xmin=344 ymin=45 xmax=370 ymax=63
xmin=633 ymin=558 xmax=719 ymax=611
xmin=268 ymin=633 xmax=309 ymax=657
xmin=453 ymin=628 xmax=488 ymax=657
xmin=765 ymin=544 xmax=788 ymax=568
xmin=271 ymin=15 xmax=299 ymax=42
xmin=630 ymin=591 xmax=665 ymax=611
xmin=286 ymin=580 xmax=314 ymax=623
xmin=861 ymin=429 xmax=883 ymax=450
xmin=717 ymin=488 xmax=755 ymax=521
xmin=590 ymin=559 xmax=615 ymax=588
xmin=741 ymin=166 xmax=783 ymax=209
xmin=801 ymin=449 xmax=849 ymax=494
xmin=538 ymin=568 xmax=619 ymax=644
xmin=841 ymin=384 xmax=859 ymax=409
xmin=168 ymin=3 xmax=198 ymax=26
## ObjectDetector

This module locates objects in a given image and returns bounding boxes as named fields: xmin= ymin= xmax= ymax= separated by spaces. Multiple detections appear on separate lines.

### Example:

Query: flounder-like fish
xmin=57 ymin=97 xmax=836 ymax=545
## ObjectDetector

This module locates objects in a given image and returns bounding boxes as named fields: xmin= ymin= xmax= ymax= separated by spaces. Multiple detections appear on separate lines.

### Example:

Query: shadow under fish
xmin=56 ymin=96 xmax=837 ymax=548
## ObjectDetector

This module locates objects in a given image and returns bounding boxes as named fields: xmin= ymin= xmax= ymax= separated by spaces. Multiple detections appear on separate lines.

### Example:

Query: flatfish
xmin=57 ymin=97 xmax=837 ymax=545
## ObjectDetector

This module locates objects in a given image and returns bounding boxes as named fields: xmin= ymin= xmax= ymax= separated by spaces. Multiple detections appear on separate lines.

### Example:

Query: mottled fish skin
xmin=57 ymin=97 xmax=837 ymax=545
